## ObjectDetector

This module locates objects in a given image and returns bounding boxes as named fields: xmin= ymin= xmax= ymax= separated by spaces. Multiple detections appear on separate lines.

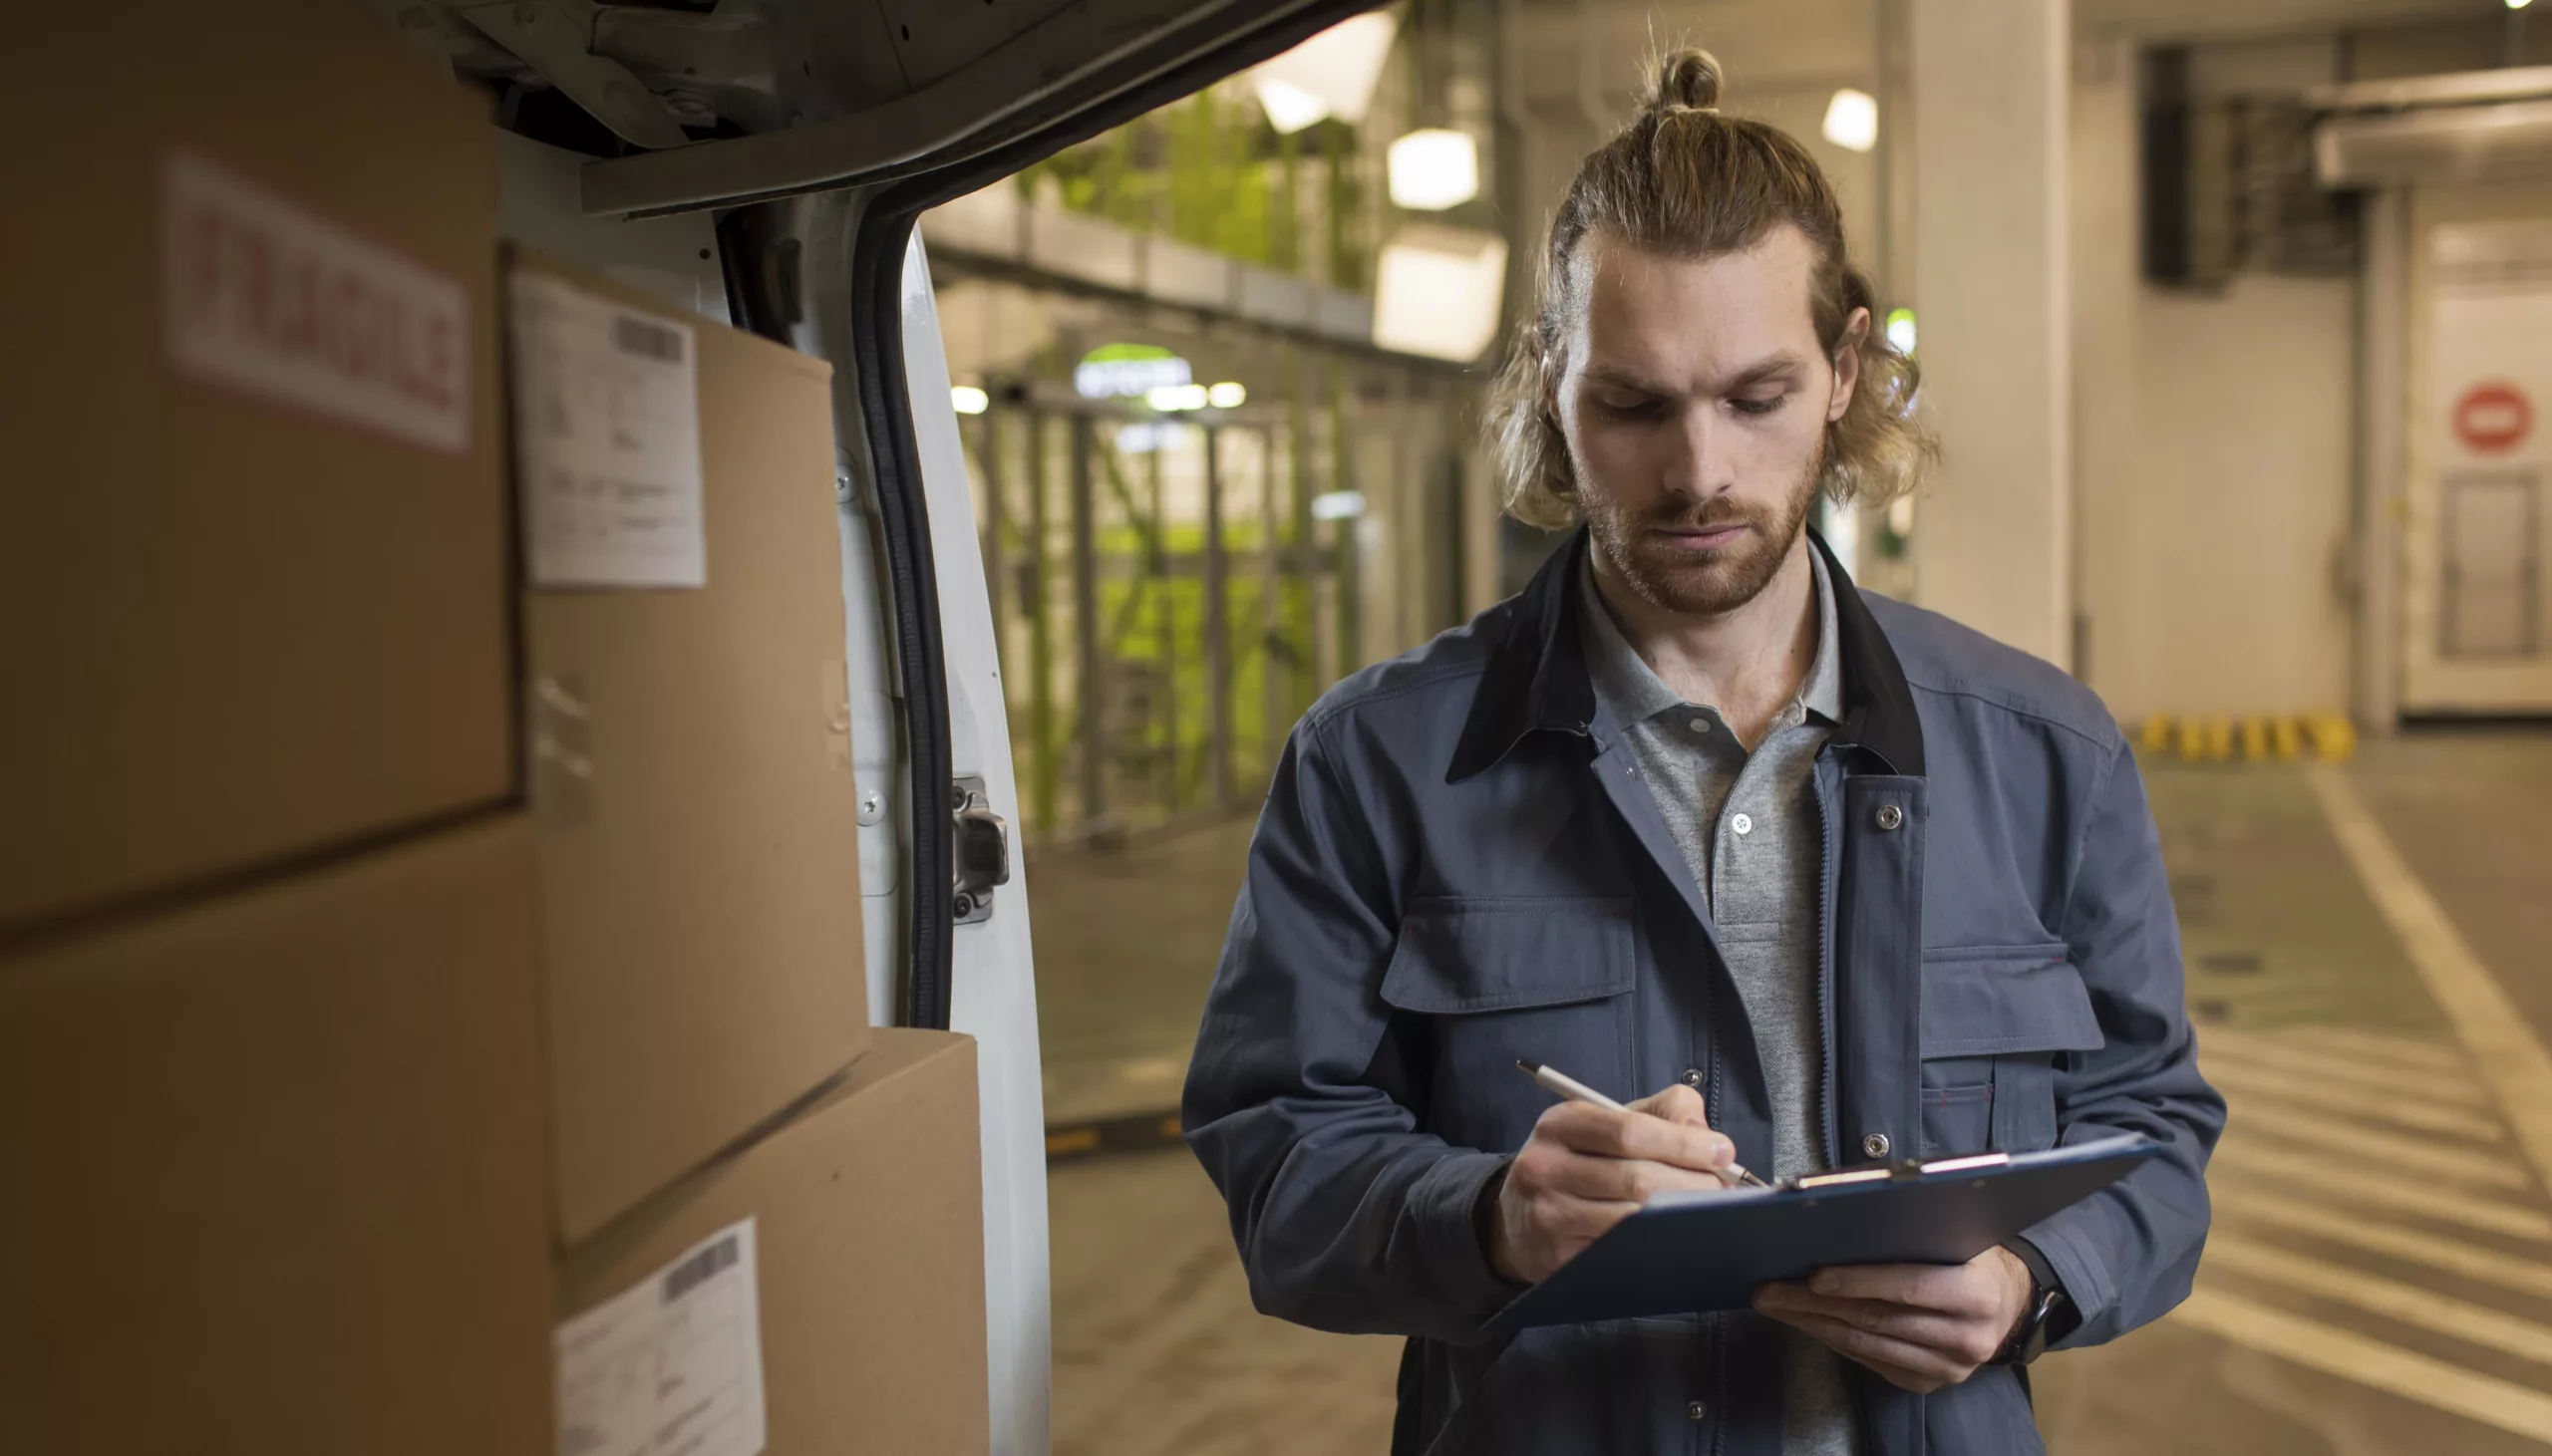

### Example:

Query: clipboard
xmin=1487 ymin=1134 xmax=2161 ymax=1333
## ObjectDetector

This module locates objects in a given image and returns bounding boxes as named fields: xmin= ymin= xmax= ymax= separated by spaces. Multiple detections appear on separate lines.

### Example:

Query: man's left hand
xmin=1751 ymin=1247 xmax=2034 ymax=1393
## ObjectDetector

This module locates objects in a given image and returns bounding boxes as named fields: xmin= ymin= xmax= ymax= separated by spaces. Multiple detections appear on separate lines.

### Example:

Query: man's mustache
xmin=1634 ymin=499 xmax=1776 ymax=532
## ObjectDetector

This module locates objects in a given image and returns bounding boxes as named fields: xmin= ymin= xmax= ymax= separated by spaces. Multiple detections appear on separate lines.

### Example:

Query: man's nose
xmin=1663 ymin=407 xmax=1736 ymax=500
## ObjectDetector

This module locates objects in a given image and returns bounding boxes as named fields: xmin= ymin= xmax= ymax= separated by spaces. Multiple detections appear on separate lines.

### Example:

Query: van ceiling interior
xmin=374 ymin=0 xmax=1365 ymax=216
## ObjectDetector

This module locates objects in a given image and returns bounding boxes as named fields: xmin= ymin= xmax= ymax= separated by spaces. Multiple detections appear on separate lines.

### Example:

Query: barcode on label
xmin=662 ymin=1233 xmax=741 ymax=1303
xmin=614 ymin=313 xmax=685 ymax=364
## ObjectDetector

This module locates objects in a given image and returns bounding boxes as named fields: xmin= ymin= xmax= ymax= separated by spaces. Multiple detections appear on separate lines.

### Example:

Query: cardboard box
xmin=0 ymin=816 xmax=553 ymax=1456
xmin=0 ymin=5 xmax=513 ymax=936
xmin=558 ymin=1030 xmax=989 ymax=1456
xmin=510 ymin=256 xmax=872 ymax=1241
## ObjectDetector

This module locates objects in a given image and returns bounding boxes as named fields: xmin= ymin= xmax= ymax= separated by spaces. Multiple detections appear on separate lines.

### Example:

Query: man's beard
xmin=1582 ymin=447 xmax=1821 ymax=618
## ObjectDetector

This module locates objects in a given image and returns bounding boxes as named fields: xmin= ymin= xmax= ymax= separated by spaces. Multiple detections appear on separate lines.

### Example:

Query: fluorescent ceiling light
xmin=949 ymin=385 xmax=989 ymax=416
xmin=1822 ymin=89 xmax=1879 ymax=153
xmin=1147 ymin=383 xmax=1210 ymax=412
xmin=1388 ymin=129 xmax=1479 ymax=211
xmin=1207 ymin=382 xmax=1247 ymax=409
xmin=1372 ymin=224 xmax=1509 ymax=364
xmin=1253 ymin=77 xmax=1331 ymax=135
xmin=1310 ymin=490 xmax=1366 ymax=521
xmin=1250 ymin=12 xmax=1398 ymax=131
xmin=1075 ymin=348 xmax=1189 ymax=400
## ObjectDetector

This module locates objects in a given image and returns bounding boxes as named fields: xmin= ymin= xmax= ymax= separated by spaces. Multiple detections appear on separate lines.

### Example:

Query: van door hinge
xmin=953 ymin=775 xmax=1010 ymax=924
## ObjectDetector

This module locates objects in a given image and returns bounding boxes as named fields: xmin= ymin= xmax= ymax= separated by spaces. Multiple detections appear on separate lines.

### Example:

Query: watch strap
xmin=1995 ymin=1237 xmax=2068 ymax=1365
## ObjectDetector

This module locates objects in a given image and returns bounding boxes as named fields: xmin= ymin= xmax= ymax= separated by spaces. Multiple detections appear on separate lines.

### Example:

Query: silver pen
xmin=1515 ymin=1059 xmax=1769 ymax=1189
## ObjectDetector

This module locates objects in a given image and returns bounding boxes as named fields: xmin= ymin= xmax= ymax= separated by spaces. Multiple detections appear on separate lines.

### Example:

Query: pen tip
xmin=1515 ymin=1059 xmax=1540 ymax=1074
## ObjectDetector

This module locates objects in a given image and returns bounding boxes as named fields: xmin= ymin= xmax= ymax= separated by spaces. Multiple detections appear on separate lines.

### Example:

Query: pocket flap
xmin=1919 ymin=946 xmax=2104 ymax=1057
xmin=1381 ymin=896 xmax=1637 ymax=1014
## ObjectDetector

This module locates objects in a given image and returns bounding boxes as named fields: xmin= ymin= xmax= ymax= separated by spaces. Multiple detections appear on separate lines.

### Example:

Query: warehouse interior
xmin=12 ymin=0 xmax=2552 ymax=1452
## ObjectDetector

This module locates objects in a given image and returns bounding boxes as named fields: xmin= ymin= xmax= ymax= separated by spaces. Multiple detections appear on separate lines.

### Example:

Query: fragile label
xmin=508 ymin=269 xmax=707 ymax=588
xmin=161 ymin=150 xmax=473 ymax=453
xmin=555 ymin=1219 xmax=767 ymax=1456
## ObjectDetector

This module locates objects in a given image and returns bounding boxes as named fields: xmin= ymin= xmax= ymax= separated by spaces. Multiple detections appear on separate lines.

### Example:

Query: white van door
xmin=895 ymin=229 xmax=1056 ymax=1456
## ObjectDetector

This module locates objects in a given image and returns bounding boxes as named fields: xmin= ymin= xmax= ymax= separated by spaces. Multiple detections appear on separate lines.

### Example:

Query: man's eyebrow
xmin=1582 ymin=363 xmax=1675 ymax=395
xmin=1720 ymin=352 xmax=1812 ymax=391
xmin=1582 ymin=353 xmax=1812 ymax=396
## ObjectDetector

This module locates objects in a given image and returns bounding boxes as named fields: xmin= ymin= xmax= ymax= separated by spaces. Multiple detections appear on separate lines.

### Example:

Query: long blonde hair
xmin=1489 ymin=48 xmax=1934 ymax=530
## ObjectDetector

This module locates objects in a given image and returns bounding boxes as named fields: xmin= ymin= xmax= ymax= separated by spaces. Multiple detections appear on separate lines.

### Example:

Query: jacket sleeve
xmin=2024 ymin=740 xmax=2226 ymax=1347
xmin=1180 ymin=715 xmax=1521 ymax=1343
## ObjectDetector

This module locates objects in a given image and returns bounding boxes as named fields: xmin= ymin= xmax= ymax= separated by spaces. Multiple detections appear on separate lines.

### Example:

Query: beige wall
xmin=2069 ymin=34 xmax=2357 ymax=722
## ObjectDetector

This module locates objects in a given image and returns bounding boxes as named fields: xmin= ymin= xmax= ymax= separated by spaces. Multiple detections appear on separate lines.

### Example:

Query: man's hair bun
xmin=1648 ymin=47 xmax=1724 ymax=115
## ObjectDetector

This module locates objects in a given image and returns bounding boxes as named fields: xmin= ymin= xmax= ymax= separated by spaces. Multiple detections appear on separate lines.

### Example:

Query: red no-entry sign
xmin=2453 ymin=382 xmax=2534 ymax=454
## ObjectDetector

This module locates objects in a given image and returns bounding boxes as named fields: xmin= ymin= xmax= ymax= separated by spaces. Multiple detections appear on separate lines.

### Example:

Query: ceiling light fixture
xmin=1249 ymin=12 xmax=1399 ymax=133
xmin=1387 ymin=129 xmax=1480 ymax=211
xmin=1822 ymin=89 xmax=1879 ymax=153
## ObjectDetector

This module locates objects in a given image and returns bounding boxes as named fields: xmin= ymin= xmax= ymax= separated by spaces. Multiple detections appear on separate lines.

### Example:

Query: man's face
xmin=1553 ymin=225 xmax=1860 ymax=617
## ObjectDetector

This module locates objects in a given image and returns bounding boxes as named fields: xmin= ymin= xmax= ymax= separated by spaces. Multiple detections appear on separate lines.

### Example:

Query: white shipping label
xmin=160 ymin=150 xmax=473 ymax=453
xmin=555 ymin=1219 xmax=767 ymax=1456
xmin=508 ymin=270 xmax=707 ymax=588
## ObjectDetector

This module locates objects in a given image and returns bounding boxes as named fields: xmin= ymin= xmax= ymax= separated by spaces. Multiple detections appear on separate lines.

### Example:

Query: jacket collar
xmin=1445 ymin=524 xmax=1925 ymax=783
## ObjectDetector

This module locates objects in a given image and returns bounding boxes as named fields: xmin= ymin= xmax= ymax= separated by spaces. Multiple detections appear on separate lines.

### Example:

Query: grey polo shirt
xmin=1576 ymin=544 xmax=1860 ymax=1456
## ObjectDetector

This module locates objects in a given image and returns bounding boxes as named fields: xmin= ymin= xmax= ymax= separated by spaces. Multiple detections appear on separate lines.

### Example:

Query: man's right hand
xmin=1487 ymin=1083 xmax=1741 ymax=1285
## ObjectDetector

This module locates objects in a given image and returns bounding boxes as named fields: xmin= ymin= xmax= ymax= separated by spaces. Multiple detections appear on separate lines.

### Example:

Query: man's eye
xmin=1730 ymin=395 xmax=1789 ymax=418
xmin=1596 ymin=397 xmax=1662 ymax=421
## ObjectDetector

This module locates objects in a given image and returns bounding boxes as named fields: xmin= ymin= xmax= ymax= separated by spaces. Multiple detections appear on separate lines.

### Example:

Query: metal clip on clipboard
xmin=1776 ymin=1151 xmax=2014 ymax=1194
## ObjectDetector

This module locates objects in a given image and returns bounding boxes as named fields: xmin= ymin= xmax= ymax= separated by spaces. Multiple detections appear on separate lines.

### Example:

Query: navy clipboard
xmin=1488 ymin=1134 xmax=2161 ymax=1333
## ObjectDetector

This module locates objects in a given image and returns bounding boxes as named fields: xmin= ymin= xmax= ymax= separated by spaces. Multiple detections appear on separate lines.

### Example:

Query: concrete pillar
xmin=1907 ymin=0 xmax=2074 ymax=669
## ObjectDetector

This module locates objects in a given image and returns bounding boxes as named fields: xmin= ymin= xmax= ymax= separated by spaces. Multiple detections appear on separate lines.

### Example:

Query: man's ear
xmin=1829 ymin=307 xmax=1871 ymax=424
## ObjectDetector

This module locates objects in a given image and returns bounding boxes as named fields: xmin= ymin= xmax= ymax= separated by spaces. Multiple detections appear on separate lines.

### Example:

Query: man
xmin=1182 ymin=47 xmax=2222 ymax=1456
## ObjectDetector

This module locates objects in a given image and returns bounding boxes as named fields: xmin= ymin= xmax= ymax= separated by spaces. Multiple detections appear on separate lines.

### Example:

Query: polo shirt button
xmin=1876 ymin=803 xmax=1904 ymax=831
xmin=1687 ymin=1400 xmax=1709 ymax=1421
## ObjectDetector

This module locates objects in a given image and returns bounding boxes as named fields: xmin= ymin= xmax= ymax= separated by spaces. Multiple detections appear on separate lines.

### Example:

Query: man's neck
xmin=1588 ymin=534 xmax=1819 ymax=749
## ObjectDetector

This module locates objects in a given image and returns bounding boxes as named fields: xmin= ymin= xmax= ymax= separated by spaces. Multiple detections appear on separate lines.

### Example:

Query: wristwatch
xmin=1993 ymin=1239 xmax=2070 ymax=1366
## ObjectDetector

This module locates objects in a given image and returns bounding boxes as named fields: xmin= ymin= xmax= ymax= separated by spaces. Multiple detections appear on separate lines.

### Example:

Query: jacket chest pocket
xmin=1916 ymin=946 xmax=2103 ymax=1158
xmin=1381 ymin=896 xmax=1638 ymax=1154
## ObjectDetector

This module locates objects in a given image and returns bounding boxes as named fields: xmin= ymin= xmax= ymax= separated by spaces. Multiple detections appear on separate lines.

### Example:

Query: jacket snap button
xmin=1862 ymin=1132 xmax=1891 ymax=1159
xmin=1687 ymin=1400 xmax=1709 ymax=1421
xmin=1680 ymin=1068 xmax=1704 ymax=1089
xmin=1875 ymin=803 xmax=1903 ymax=831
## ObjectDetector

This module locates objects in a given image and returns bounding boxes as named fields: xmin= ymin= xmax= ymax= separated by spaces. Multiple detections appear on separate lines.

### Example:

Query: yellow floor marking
xmin=2201 ymin=1060 xmax=2509 ymax=1143
xmin=2207 ymin=1234 xmax=2552 ymax=1365
xmin=2198 ymin=1033 xmax=2496 ymax=1107
xmin=2267 ymin=1023 xmax=2468 ymax=1074
xmin=2308 ymin=764 xmax=2552 ymax=1199
xmin=2222 ymin=1101 xmax=2534 ymax=1191
xmin=2174 ymin=1287 xmax=2552 ymax=1443
xmin=2220 ymin=1189 xmax=2552 ymax=1301
xmin=2211 ymin=1144 xmax=2552 ymax=1241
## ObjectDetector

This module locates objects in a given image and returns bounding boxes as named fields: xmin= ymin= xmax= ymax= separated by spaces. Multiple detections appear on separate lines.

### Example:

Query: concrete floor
xmin=1037 ymin=730 xmax=2552 ymax=1454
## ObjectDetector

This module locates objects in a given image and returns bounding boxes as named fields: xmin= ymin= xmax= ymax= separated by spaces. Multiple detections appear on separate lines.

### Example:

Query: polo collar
xmin=1445 ymin=524 xmax=1925 ymax=783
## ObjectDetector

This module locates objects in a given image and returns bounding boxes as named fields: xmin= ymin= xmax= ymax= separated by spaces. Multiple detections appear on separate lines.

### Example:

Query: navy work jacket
xmin=1182 ymin=531 xmax=2225 ymax=1455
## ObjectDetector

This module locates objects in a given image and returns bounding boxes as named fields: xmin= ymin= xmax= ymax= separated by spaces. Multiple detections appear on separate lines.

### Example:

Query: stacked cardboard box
xmin=1 ymin=0 xmax=513 ymax=940
xmin=508 ymin=251 xmax=876 ymax=1244
xmin=1 ymin=4 xmax=551 ymax=1451
xmin=0 ymin=821 xmax=556 ymax=1454
xmin=3 ymin=5 xmax=990 ymax=1451
xmin=511 ymin=255 xmax=989 ymax=1453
